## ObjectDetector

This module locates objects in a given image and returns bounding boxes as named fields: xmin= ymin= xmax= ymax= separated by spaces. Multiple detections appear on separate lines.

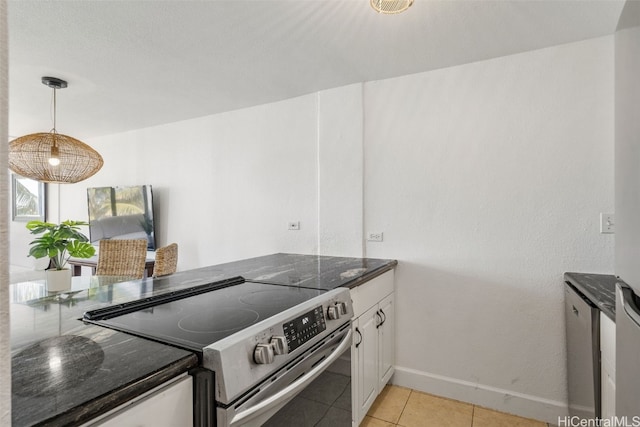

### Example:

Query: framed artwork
xmin=12 ymin=174 xmax=46 ymax=222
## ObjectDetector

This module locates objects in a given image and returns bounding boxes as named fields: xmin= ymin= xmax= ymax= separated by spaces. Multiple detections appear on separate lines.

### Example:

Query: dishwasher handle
xmin=620 ymin=284 xmax=640 ymax=328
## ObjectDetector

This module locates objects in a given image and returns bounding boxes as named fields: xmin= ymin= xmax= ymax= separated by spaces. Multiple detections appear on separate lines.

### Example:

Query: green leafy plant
xmin=26 ymin=220 xmax=96 ymax=270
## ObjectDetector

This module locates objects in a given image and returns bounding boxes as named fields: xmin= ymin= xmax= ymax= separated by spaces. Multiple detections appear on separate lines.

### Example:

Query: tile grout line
xmin=394 ymin=388 xmax=412 ymax=426
xmin=371 ymin=385 xmax=547 ymax=427
xmin=470 ymin=404 xmax=476 ymax=427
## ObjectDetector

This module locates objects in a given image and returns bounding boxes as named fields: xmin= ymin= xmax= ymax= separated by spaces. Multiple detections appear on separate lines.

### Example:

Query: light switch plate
xmin=600 ymin=213 xmax=615 ymax=234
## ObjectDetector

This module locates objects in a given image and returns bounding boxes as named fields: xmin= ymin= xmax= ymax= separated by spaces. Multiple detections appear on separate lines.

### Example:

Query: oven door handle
xmin=230 ymin=328 xmax=353 ymax=427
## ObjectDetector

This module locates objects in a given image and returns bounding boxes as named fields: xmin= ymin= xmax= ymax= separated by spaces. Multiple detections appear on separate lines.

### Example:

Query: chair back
xmin=153 ymin=243 xmax=178 ymax=277
xmin=96 ymin=239 xmax=148 ymax=279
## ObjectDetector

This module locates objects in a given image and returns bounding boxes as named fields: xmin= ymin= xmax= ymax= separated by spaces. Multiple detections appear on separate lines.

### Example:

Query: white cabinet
xmin=83 ymin=374 xmax=193 ymax=427
xmin=354 ymin=304 xmax=380 ymax=418
xmin=600 ymin=312 xmax=616 ymax=419
xmin=350 ymin=270 xmax=395 ymax=426
xmin=378 ymin=292 xmax=395 ymax=390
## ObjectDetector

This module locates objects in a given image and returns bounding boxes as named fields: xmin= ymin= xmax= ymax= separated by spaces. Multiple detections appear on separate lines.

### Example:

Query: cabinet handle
xmin=375 ymin=310 xmax=383 ymax=329
xmin=355 ymin=327 xmax=362 ymax=348
xmin=379 ymin=308 xmax=386 ymax=326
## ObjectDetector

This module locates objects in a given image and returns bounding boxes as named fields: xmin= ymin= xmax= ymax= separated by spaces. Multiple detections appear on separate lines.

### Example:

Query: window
xmin=12 ymin=174 xmax=45 ymax=222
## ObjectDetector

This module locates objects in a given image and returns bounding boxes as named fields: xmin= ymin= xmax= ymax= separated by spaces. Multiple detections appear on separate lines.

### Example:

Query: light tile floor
xmin=363 ymin=385 xmax=551 ymax=427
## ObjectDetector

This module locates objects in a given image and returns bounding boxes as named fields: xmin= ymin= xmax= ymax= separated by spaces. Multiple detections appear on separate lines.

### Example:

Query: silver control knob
xmin=270 ymin=336 xmax=288 ymax=355
xmin=327 ymin=305 xmax=340 ymax=320
xmin=336 ymin=302 xmax=347 ymax=316
xmin=254 ymin=343 xmax=275 ymax=364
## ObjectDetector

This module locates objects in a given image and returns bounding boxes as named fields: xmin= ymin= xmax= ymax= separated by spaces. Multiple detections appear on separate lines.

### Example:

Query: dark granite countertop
xmin=186 ymin=253 xmax=398 ymax=290
xmin=11 ymin=253 xmax=397 ymax=426
xmin=564 ymin=272 xmax=620 ymax=322
xmin=10 ymin=277 xmax=200 ymax=427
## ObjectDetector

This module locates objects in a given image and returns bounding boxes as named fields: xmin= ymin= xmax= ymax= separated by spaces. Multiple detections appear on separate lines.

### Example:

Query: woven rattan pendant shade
xmin=370 ymin=0 xmax=414 ymax=14
xmin=9 ymin=132 xmax=104 ymax=183
xmin=8 ymin=76 xmax=104 ymax=184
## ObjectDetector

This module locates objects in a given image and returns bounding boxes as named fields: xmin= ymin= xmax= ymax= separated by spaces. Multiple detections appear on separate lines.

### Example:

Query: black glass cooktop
xmin=84 ymin=280 xmax=325 ymax=353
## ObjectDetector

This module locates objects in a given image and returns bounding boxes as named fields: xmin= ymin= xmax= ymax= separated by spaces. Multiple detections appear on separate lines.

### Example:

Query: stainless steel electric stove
xmin=84 ymin=276 xmax=353 ymax=427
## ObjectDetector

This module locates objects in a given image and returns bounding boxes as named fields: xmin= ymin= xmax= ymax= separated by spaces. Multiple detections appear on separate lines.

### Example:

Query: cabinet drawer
xmin=351 ymin=270 xmax=394 ymax=318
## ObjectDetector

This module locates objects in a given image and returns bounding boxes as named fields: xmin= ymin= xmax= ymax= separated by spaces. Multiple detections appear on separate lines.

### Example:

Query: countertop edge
xmin=341 ymin=261 xmax=398 ymax=289
xmin=564 ymin=272 xmax=617 ymax=322
xmin=38 ymin=353 xmax=199 ymax=427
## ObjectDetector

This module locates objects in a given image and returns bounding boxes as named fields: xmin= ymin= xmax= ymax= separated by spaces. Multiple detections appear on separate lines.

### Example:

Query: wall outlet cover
xmin=367 ymin=232 xmax=383 ymax=242
xmin=288 ymin=221 xmax=300 ymax=230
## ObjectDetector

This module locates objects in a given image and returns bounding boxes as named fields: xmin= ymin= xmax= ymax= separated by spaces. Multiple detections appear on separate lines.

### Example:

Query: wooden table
xmin=68 ymin=256 xmax=155 ymax=277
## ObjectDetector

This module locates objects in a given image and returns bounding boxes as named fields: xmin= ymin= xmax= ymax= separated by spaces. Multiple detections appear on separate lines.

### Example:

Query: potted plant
xmin=26 ymin=220 xmax=96 ymax=291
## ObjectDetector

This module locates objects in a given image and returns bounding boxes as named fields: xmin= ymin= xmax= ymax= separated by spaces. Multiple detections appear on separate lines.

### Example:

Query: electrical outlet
xmin=367 ymin=232 xmax=383 ymax=242
xmin=288 ymin=221 xmax=300 ymax=231
xmin=600 ymin=213 xmax=615 ymax=234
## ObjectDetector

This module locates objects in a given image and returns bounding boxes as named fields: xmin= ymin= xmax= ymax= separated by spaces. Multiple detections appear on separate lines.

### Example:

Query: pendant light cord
xmin=52 ymin=87 xmax=56 ymax=131
xmin=50 ymin=87 xmax=59 ymax=162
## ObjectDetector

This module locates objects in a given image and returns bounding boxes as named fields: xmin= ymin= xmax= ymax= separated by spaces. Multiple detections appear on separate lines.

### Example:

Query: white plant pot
xmin=46 ymin=268 xmax=72 ymax=292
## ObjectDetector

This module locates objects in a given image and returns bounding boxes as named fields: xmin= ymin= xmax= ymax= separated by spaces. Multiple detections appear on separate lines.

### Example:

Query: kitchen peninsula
xmin=10 ymin=253 xmax=397 ymax=426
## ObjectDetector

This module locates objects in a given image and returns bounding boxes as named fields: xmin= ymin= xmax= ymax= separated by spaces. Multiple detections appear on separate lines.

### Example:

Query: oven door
xmin=217 ymin=323 xmax=352 ymax=427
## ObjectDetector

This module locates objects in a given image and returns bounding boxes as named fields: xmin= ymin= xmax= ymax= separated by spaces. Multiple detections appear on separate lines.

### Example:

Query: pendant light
xmin=8 ymin=77 xmax=104 ymax=184
xmin=370 ymin=0 xmax=414 ymax=14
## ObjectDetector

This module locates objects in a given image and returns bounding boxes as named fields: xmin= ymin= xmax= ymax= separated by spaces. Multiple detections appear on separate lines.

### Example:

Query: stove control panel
xmin=206 ymin=288 xmax=354 ymax=402
xmin=250 ymin=294 xmax=353 ymax=365
xmin=283 ymin=305 xmax=326 ymax=353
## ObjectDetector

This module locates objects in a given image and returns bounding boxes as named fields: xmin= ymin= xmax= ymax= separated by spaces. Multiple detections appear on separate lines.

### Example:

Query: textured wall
xmin=47 ymin=95 xmax=321 ymax=269
xmin=21 ymin=88 xmax=369 ymax=270
xmin=614 ymin=21 xmax=640 ymax=289
xmin=0 ymin=0 xmax=10 ymax=423
xmin=318 ymin=84 xmax=364 ymax=257
xmin=9 ymin=35 xmax=615 ymax=424
xmin=364 ymin=36 xmax=614 ymax=423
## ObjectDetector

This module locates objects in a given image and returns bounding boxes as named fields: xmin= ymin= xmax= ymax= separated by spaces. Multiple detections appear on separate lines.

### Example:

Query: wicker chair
xmin=152 ymin=243 xmax=178 ymax=277
xmin=95 ymin=239 xmax=148 ymax=279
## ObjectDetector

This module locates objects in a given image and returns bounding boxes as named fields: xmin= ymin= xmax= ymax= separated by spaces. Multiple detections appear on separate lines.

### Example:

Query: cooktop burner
xmin=85 ymin=280 xmax=326 ymax=352
xmin=178 ymin=308 xmax=260 ymax=334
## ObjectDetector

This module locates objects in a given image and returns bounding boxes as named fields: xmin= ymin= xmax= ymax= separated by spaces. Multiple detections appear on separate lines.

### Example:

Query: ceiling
xmin=7 ymin=0 xmax=626 ymax=139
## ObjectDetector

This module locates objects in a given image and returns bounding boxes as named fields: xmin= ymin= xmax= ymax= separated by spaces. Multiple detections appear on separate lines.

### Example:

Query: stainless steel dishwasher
xmin=564 ymin=282 xmax=600 ymax=419
xmin=615 ymin=283 xmax=640 ymax=417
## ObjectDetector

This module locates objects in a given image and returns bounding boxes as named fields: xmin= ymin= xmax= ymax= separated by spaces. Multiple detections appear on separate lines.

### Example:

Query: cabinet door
xmin=378 ymin=293 xmax=395 ymax=389
xmin=601 ymin=369 xmax=616 ymax=420
xmin=600 ymin=312 xmax=616 ymax=419
xmin=355 ymin=305 xmax=380 ymax=422
xmin=90 ymin=375 xmax=193 ymax=427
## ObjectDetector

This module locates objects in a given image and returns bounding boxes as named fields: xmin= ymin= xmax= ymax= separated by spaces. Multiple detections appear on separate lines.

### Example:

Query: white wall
xmin=10 ymin=86 xmax=367 ymax=269
xmin=59 ymin=94 xmax=321 ymax=269
xmin=364 ymin=36 xmax=614 ymax=423
xmin=318 ymin=84 xmax=364 ymax=257
xmin=615 ymin=16 xmax=640 ymax=287
xmin=7 ymin=36 xmax=615 ymax=424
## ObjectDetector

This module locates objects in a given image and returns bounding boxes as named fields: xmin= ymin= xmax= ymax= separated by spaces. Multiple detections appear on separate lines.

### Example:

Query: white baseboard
xmin=392 ymin=366 xmax=567 ymax=425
